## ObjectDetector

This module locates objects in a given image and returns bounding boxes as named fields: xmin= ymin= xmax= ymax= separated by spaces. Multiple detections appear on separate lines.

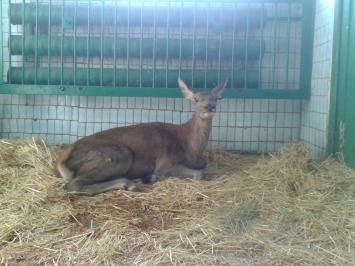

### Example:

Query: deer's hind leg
xmin=66 ymin=176 xmax=140 ymax=196
xmin=63 ymin=145 xmax=140 ymax=196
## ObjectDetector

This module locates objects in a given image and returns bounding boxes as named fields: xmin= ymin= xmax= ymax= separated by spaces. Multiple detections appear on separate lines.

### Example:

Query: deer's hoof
xmin=131 ymin=186 xmax=142 ymax=192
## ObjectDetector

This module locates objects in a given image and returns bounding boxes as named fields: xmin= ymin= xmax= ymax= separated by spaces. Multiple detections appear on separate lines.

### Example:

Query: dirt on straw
xmin=0 ymin=139 xmax=354 ymax=265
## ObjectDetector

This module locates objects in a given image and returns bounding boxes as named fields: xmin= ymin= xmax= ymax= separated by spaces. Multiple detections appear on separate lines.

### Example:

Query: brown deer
xmin=54 ymin=77 xmax=228 ymax=195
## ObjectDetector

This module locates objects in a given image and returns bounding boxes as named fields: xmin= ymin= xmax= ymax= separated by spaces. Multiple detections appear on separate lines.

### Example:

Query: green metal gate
xmin=329 ymin=0 xmax=355 ymax=168
xmin=0 ymin=0 xmax=313 ymax=99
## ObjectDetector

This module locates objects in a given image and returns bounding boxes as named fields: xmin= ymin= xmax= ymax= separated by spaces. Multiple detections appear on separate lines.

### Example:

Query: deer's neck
xmin=185 ymin=113 xmax=212 ymax=155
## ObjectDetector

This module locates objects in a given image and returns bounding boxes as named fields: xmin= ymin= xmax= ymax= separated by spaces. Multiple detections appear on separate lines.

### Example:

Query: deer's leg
xmin=167 ymin=165 xmax=205 ymax=180
xmin=64 ymin=145 xmax=141 ymax=195
xmin=186 ymin=157 xmax=207 ymax=170
xmin=149 ymin=164 xmax=205 ymax=182
xmin=66 ymin=176 xmax=140 ymax=196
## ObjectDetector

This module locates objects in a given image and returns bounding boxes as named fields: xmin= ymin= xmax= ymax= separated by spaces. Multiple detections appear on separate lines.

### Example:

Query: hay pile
xmin=0 ymin=139 xmax=354 ymax=265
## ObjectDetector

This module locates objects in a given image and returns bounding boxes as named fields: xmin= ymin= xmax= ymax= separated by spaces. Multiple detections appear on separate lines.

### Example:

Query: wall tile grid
xmin=300 ymin=0 xmax=334 ymax=159
xmin=0 ymin=94 xmax=301 ymax=153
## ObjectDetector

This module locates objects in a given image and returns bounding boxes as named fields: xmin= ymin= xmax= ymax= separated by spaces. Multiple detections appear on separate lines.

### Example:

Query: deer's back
xmin=77 ymin=122 xmax=188 ymax=155
xmin=57 ymin=122 xmax=190 ymax=179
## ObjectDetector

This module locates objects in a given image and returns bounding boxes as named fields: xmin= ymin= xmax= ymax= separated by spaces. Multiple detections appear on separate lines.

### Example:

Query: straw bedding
xmin=0 ymin=139 xmax=354 ymax=265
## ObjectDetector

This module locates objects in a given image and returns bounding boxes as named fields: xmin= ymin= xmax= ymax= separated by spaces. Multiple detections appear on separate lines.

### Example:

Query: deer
xmin=54 ymin=77 xmax=228 ymax=195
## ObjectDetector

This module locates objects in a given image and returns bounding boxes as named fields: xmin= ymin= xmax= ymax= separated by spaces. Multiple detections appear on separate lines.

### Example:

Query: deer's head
xmin=178 ymin=78 xmax=228 ymax=120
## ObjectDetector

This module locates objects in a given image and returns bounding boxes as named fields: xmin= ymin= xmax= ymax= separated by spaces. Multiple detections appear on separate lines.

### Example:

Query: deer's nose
xmin=206 ymin=104 xmax=216 ymax=112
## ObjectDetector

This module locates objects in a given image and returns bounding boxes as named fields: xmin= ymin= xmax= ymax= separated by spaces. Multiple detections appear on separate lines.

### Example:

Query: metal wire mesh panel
xmin=0 ymin=0 xmax=313 ymax=99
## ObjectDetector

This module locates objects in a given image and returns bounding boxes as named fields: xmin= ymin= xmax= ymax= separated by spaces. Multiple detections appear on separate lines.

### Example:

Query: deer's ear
xmin=212 ymin=78 xmax=228 ymax=100
xmin=178 ymin=78 xmax=195 ymax=100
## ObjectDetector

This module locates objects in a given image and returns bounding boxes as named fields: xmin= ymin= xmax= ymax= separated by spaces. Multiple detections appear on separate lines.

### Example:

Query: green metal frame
xmin=327 ymin=0 xmax=341 ymax=156
xmin=328 ymin=0 xmax=355 ymax=168
xmin=0 ymin=0 xmax=314 ymax=99
xmin=0 ymin=2 xmax=3 ymax=86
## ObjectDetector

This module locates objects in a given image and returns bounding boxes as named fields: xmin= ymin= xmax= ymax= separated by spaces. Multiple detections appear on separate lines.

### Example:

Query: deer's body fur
xmin=54 ymin=78 xmax=227 ymax=195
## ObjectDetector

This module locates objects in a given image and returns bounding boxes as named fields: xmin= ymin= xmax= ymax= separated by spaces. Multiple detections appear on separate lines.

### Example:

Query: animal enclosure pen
xmin=1 ymin=0 xmax=355 ymax=265
xmin=0 ymin=0 xmax=312 ymax=152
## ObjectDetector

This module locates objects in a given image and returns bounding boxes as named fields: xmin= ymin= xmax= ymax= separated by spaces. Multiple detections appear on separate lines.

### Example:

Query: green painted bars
xmin=10 ymin=36 xmax=265 ymax=60
xmin=0 ymin=0 xmax=313 ymax=98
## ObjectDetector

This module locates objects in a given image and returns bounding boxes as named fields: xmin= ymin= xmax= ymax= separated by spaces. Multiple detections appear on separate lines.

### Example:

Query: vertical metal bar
xmin=244 ymin=3 xmax=250 ymax=89
xmin=247 ymin=5 xmax=254 ymax=150
xmin=204 ymin=2 xmax=210 ymax=88
xmin=273 ymin=3 xmax=281 ymax=152
xmin=152 ymin=1 xmax=157 ymax=87
xmin=192 ymin=2 xmax=197 ymax=87
xmin=231 ymin=2 xmax=237 ymax=88
xmin=0 ymin=3 xmax=3 ymax=84
xmin=258 ymin=2 xmax=265 ymax=89
xmin=114 ymin=1 xmax=117 ymax=86
xmin=218 ymin=5 xmax=222 ymax=83
xmin=299 ymin=1 xmax=313 ymax=97
xmin=87 ymin=0 xmax=91 ymax=86
xmin=285 ymin=3 xmax=291 ymax=89
xmin=140 ymin=3 xmax=143 ymax=87
xmin=272 ymin=3 xmax=278 ymax=89
xmin=21 ymin=0 xmax=25 ymax=84
xmin=100 ymin=1 xmax=104 ymax=86
xmin=48 ymin=0 xmax=52 ymax=85
xmin=230 ymin=2 xmax=237 ymax=150
xmin=74 ymin=0 xmax=77 ymax=86
xmin=6 ymin=2 xmax=11 ymax=84
xmin=61 ymin=0 xmax=65 ymax=85
xmin=178 ymin=3 xmax=183 ymax=78
xmin=327 ymin=0 xmax=342 ymax=154
xmin=126 ymin=2 xmax=130 ymax=87
xmin=165 ymin=2 xmax=170 ymax=87
xmin=35 ymin=0 xmax=38 ymax=84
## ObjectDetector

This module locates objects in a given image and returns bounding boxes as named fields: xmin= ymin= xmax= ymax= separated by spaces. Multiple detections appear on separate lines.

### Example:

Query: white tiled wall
xmin=300 ymin=0 xmax=334 ymax=159
xmin=0 ymin=94 xmax=301 ymax=153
